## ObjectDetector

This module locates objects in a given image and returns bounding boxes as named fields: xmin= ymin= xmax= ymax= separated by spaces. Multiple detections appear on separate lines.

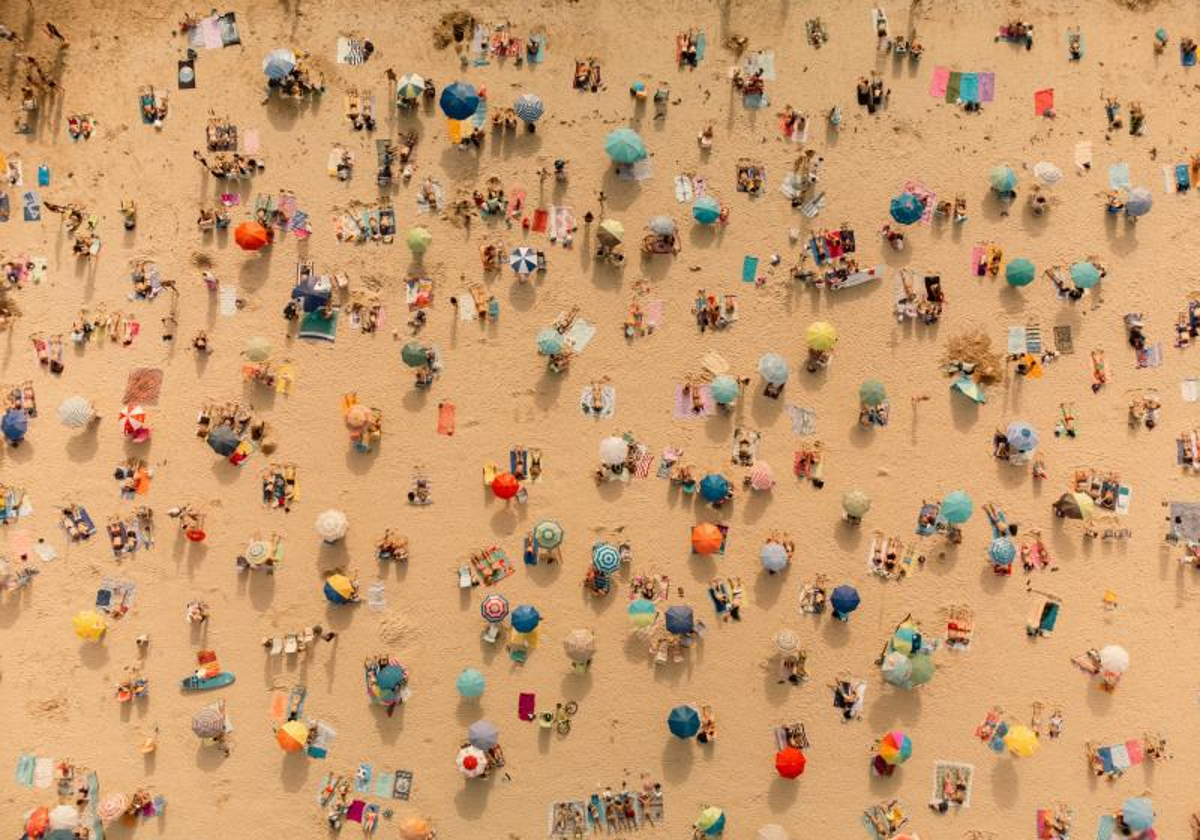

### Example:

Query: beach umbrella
xmin=376 ymin=663 xmax=407 ymax=692
xmin=511 ymin=605 xmax=541 ymax=633
xmin=491 ymin=472 xmax=520 ymax=500
xmin=692 ymin=195 xmax=722 ymax=224
xmin=604 ymin=128 xmax=647 ymax=164
xmin=2 ymin=408 xmax=27 ymax=443
xmin=757 ymin=826 xmax=789 ymax=840
xmin=344 ymin=404 xmax=371 ymax=431
xmin=234 ymin=221 xmax=270 ymax=251
xmin=859 ymin=379 xmax=887 ymax=406
xmin=1003 ymin=724 xmax=1040 ymax=757
xmin=628 ymin=598 xmax=657 ymax=628
xmin=1122 ymin=797 xmax=1155 ymax=832
xmin=96 ymin=793 xmax=129 ymax=824
xmin=597 ymin=218 xmax=625 ymax=245
xmin=456 ymin=668 xmax=486 ymax=698
xmin=691 ymin=523 xmax=724 ymax=554
xmin=119 ymin=404 xmax=148 ymax=438
xmin=396 ymin=73 xmax=425 ymax=100
xmin=830 ymin=584 xmax=860 ymax=618
xmin=889 ymin=192 xmax=924 ymax=225
xmin=1070 ymin=261 xmax=1100 ymax=289
xmin=323 ymin=573 xmax=356 ymax=604
xmin=1125 ymin=187 xmax=1153 ymax=217
xmin=773 ymin=629 xmax=801 ymax=655
xmin=881 ymin=652 xmax=913 ymax=687
xmin=758 ymin=353 xmax=789 ymax=385
xmin=315 ymin=509 xmax=349 ymax=542
xmin=775 ymin=747 xmax=807 ymax=778
xmin=191 ymin=704 xmax=225 ymax=738
xmin=1006 ymin=421 xmax=1039 ymax=452
xmin=1033 ymin=161 xmax=1063 ymax=186
xmin=537 ymin=328 xmax=565 ymax=356
xmin=479 ymin=594 xmax=510 ymax=624
xmin=456 ymin=745 xmax=488 ymax=778
xmin=401 ymin=341 xmax=429 ymax=368
xmin=1098 ymin=644 xmax=1130 ymax=675
xmin=891 ymin=621 xmax=921 ymax=654
xmin=988 ymin=164 xmax=1017 ymax=193
xmin=262 ymin=48 xmax=296 ymax=80
xmin=467 ymin=720 xmax=499 ymax=750
xmin=599 ymin=436 xmax=628 ymax=466
xmin=563 ymin=628 xmax=596 ymax=663
xmin=989 ymin=537 xmax=1017 ymax=567
xmin=710 ymin=375 xmax=740 ymax=405
xmin=509 ymin=246 xmax=539 ymax=275
xmin=72 ymin=610 xmax=106 ymax=641
xmin=25 ymin=808 xmax=49 ymax=837
xmin=950 ymin=373 xmax=987 ymax=404
xmin=1054 ymin=491 xmax=1095 ymax=520
xmin=1005 ymin=258 xmax=1036 ymax=287
xmin=748 ymin=462 xmax=775 ymax=491
xmin=407 ymin=227 xmax=432 ymax=255
xmin=400 ymin=817 xmax=432 ymax=840
xmin=244 ymin=335 xmax=272 ymax=362
xmin=276 ymin=719 xmax=309 ymax=753
xmin=439 ymin=81 xmax=479 ymax=120
xmin=761 ymin=543 xmax=789 ymax=573
xmin=908 ymin=652 xmax=936 ymax=686
xmin=879 ymin=731 xmax=913 ymax=765
xmin=647 ymin=215 xmax=677 ymax=236
xmin=514 ymin=93 xmax=544 ymax=124
xmin=805 ymin=321 xmax=838 ymax=351
xmin=47 ymin=806 xmax=79 ymax=831
xmin=695 ymin=806 xmax=726 ymax=836
xmin=668 ymin=705 xmax=701 ymax=738
xmin=206 ymin=425 xmax=240 ymax=456
xmin=534 ymin=520 xmax=564 ymax=549
xmin=941 ymin=490 xmax=973 ymax=524
xmin=592 ymin=542 xmax=621 ymax=574
xmin=842 ymin=489 xmax=872 ymax=519
xmin=665 ymin=605 xmax=694 ymax=635
xmin=699 ymin=473 xmax=730 ymax=503
xmin=57 ymin=396 xmax=95 ymax=429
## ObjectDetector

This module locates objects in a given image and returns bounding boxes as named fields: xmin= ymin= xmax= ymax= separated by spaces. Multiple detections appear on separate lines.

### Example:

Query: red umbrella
xmin=775 ymin=747 xmax=807 ymax=778
xmin=234 ymin=221 xmax=271 ymax=251
xmin=491 ymin=472 xmax=520 ymax=500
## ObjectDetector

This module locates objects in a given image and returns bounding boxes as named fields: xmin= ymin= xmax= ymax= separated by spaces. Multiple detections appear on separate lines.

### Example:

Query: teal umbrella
xmin=907 ymin=652 xmax=936 ymax=686
xmin=951 ymin=374 xmax=987 ymax=404
xmin=859 ymin=379 xmax=887 ymax=407
xmin=710 ymin=375 xmax=740 ymax=405
xmin=941 ymin=490 xmax=973 ymax=524
xmin=537 ymin=328 xmax=564 ymax=356
xmin=401 ymin=342 xmax=429 ymax=367
xmin=692 ymin=195 xmax=721 ymax=224
xmin=1005 ymin=258 xmax=1035 ymax=287
xmin=1070 ymin=262 xmax=1100 ymax=289
xmin=989 ymin=165 xmax=1017 ymax=193
xmin=604 ymin=128 xmax=647 ymax=164
xmin=889 ymin=193 xmax=923 ymax=225
xmin=758 ymin=353 xmax=789 ymax=386
xmin=455 ymin=668 xmax=486 ymax=698
xmin=534 ymin=520 xmax=564 ymax=549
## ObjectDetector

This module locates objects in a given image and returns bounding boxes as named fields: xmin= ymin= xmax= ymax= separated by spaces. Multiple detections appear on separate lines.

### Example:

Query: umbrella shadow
xmin=741 ymin=489 xmax=771 ymax=525
xmin=65 ymin=426 xmax=100 ymax=463
xmin=660 ymin=738 xmax=695 ymax=783
xmin=949 ymin=394 xmax=981 ymax=433
xmin=988 ymin=758 xmax=1019 ymax=809
xmin=453 ymin=778 xmax=494 ymax=818
xmin=767 ymin=776 xmax=799 ymax=812
xmin=753 ymin=571 xmax=786 ymax=609
xmin=819 ymin=618 xmax=853 ymax=650
xmin=279 ymin=753 xmax=311 ymax=793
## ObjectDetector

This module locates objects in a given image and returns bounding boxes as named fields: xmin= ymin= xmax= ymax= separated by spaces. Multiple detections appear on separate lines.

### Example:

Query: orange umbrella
xmin=400 ymin=816 xmax=432 ymax=840
xmin=25 ymin=807 xmax=50 ymax=838
xmin=276 ymin=719 xmax=309 ymax=752
xmin=234 ymin=221 xmax=271 ymax=251
xmin=691 ymin=523 xmax=724 ymax=554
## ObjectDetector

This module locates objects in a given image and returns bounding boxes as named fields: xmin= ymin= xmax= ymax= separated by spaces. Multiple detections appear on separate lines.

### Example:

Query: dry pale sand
xmin=3 ymin=0 xmax=1200 ymax=837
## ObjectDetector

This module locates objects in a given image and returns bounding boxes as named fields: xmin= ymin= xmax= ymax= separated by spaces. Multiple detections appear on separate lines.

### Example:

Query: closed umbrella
xmin=206 ymin=425 xmax=240 ymax=456
xmin=699 ymin=473 xmax=730 ymax=503
xmin=467 ymin=720 xmax=499 ymax=750
xmin=315 ymin=509 xmax=349 ymax=542
xmin=456 ymin=745 xmax=488 ymax=778
xmin=773 ymin=628 xmax=800 ymax=655
xmin=604 ymin=128 xmax=647 ymax=164
xmin=191 ymin=704 xmax=225 ymax=738
xmin=775 ymin=746 xmax=807 ymax=778
xmin=262 ymin=48 xmax=296 ymax=80
xmin=692 ymin=195 xmax=721 ymax=224
xmin=72 ymin=610 xmax=106 ymax=641
xmin=401 ymin=341 xmax=430 ymax=367
xmin=480 ymin=594 xmax=509 ymax=623
xmin=758 ymin=353 xmax=789 ymax=385
xmin=537 ymin=328 xmax=565 ymax=356
xmin=96 ymin=793 xmax=129 ymax=824
xmin=455 ymin=668 xmax=486 ymax=698
xmin=941 ymin=490 xmax=974 ymax=524
xmin=748 ymin=462 xmax=775 ymax=491
xmin=668 ymin=705 xmax=701 ymax=738
xmin=695 ymin=806 xmax=726 ymax=835
xmin=1070 ymin=261 xmax=1100 ymax=289
xmin=989 ymin=164 xmax=1017 ymax=193
xmin=439 ymin=82 xmax=479 ymax=120
xmin=2 ymin=408 xmax=27 ymax=443
xmin=592 ymin=542 xmax=621 ymax=574
xmin=1122 ymin=797 xmax=1155 ymax=832
xmin=1033 ymin=161 xmax=1063 ymax=186
xmin=710 ymin=375 xmax=740 ymax=405
xmin=513 ymin=93 xmax=544 ymax=124
xmin=889 ymin=192 xmax=924 ymax=225
xmin=805 ymin=321 xmax=838 ymax=351
xmin=563 ymin=628 xmax=596 ymax=663
xmin=859 ymin=379 xmax=888 ymax=406
xmin=1006 ymin=421 xmax=1038 ymax=452
xmin=665 ymin=605 xmax=694 ymax=634
xmin=396 ymin=73 xmax=425 ymax=100
xmin=761 ymin=543 xmax=789 ymax=573
xmin=534 ymin=520 xmax=564 ymax=549
xmin=57 ymin=396 xmax=95 ymax=429
xmin=691 ymin=523 xmax=724 ymax=554
xmin=879 ymin=731 xmax=913 ymax=765
xmin=830 ymin=585 xmax=860 ymax=618
xmin=1005 ymin=258 xmax=1036 ymax=287
xmin=509 ymin=246 xmax=539 ymax=275
xmin=276 ymin=719 xmax=308 ymax=752
xmin=908 ymin=652 xmax=936 ymax=686
xmin=647 ymin=215 xmax=677 ymax=236
xmin=989 ymin=537 xmax=1016 ymax=567
xmin=323 ymin=573 xmax=357 ymax=604
xmin=881 ymin=651 xmax=912 ymax=687
xmin=598 ymin=436 xmax=628 ymax=466
xmin=628 ymin=598 xmax=657 ymax=628
xmin=1003 ymin=724 xmax=1039 ymax=757
xmin=511 ymin=605 xmax=541 ymax=633
xmin=407 ymin=227 xmax=432 ymax=254
xmin=234 ymin=221 xmax=270 ymax=251
xmin=842 ymin=490 xmax=872 ymax=519
xmin=1125 ymin=187 xmax=1153 ymax=217
xmin=598 ymin=218 xmax=625 ymax=245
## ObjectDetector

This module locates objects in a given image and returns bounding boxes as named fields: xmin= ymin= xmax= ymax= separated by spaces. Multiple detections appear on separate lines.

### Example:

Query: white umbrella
xmin=96 ymin=792 xmax=129 ymax=823
xmin=1032 ymin=161 xmax=1063 ymax=186
xmin=1098 ymin=644 xmax=1130 ymax=674
xmin=58 ymin=396 xmax=95 ymax=429
xmin=598 ymin=436 xmax=627 ymax=466
xmin=315 ymin=509 xmax=349 ymax=543
xmin=773 ymin=629 xmax=800 ymax=655
xmin=456 ymin=745 xmax=489 ymax=778
xmin=48 ymin=805 xmax=79 ymax=830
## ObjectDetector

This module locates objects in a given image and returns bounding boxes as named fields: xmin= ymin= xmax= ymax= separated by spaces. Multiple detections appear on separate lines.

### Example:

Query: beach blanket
xmin=902 ymin=179 xmax=936 ymax=223
xmin=673 ymin=384 xmax=714 ymax=419
xmin=1034 ymin=88 xmax=1054 ymax=116
xmin=1108 ymin=162 xmax=1130 ymax=190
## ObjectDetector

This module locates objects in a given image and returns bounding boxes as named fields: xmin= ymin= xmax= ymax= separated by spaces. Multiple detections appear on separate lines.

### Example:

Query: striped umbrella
xmin=96 ymin=792 xmax=129 ymax=823
xmin=119 ymin=404 xmax=148 ymax=437
xmin=480 ymin=594 xmax=510 ymax=623
xmin=509 ymin=246 xmax=539 ymax=275
xmin=57 ymin=396 xmax=95 ymax=428
xmin=456 ymin=745 xmax=488 ymax=778
xmin=514 ymin=93 xmax=544 ymax=123
xmin=397 ymin=73 xmax=425 ymax=100
xmin=592 ymin=542 xmax=621 ymax=574
xmin=191 ymin=704 xmax=225 ymax=738
xmin=534 ymin=520 xmax=564 ymax=549
xmin=748 ymin=462 xmax=775 ymax=491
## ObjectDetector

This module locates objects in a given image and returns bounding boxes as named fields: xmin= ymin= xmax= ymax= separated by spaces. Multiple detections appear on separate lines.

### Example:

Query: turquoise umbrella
xmin=859 ymin=379 xmax=887 ymax=407
xmin=1122 ymin=797 xmax=1155 ymax=832
xmin=537 ymin=328 xmax=564 ymax=356
xmin=758 ymin=354 xmax=789 ymax=386
xmin=692 ymin=195 xmax=721 ymax=224
xmin=455 ymin=668 xmax=486 ymax=698
xmin=604 ymin=128 xmax=647 ymax=164
xmin=941 ymin=490 xmax=973 ymax=524
xmin=989 ymin=537 xmax=1016 ymax=566
xmin=1070 ymin=262 xmax=1100 ymax=289
xmin=989 ymin=165 xmax=1017 ymax=193
xmin=907 ymin=652 xmax=936 ymax=686
xmin=1005 ymin=258 xmax=1035 ymax=287
xmin=889 ymin=193 xmax=923 ymax=225
xmin=401 ymin=342 xmax=429 ymax=367
xmin=710 ymin=375 xmax=740 ymax=405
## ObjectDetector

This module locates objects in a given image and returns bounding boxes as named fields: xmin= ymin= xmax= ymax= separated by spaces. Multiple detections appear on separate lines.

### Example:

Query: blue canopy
xmin=455 ymin=668 xmax=486 ymax=698
xmin=440 ymin=81 xmax=480 ymax=120
xmin=664 ymin=605 xmax=694 ymax=634
xmin=604 ymin=128 xmax=647 ymax=164
xmin=692 ymin=195 xmax=721 ymax=224
xmin=710 ymin=375 xmax=740 ymax=405
xmin=699 ymin=473 xmax=730 ymax=503
xmin=511 ymin=605 xmax=541 ymax=633
xmin=760 ymin=543 xmax=788 ymax=572
xmin=889 ymin=192 xmax=923 ymax=225
xmin=758 ymin=353 xmax=789 ymax=385
xmin=830 ymin=584 xmax=860 ymax=616
xmin=941 ymin=490 xmax=974 ymax=524
xmin=988 ymin=537 xmax=1017 ymax=566
xmin=262 ymin=48 xmax=296 ymax=81
xmin=667 ymin=705 xmax=701 ymax=738
xmin=1006 ymin=422 xmax=1038 ymax=452
xmin=2 ymin=408 xmax=28 ymax=443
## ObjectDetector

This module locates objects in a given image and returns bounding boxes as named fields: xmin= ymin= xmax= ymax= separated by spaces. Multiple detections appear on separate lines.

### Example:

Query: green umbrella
xmin=1005 ymin=258 xmax=1035 ymax=287
xmin=951 ymin=374 xmax=987 ymax=404
xmin=244 ymin=336 xmax=272 ymax=362
xmin=401 ymin=342 xmax=429 ymax=367
xmin=907 ymin=652 xmax=936 ymax=686
xmin=534 ymin=520 xmax=564 ymax=549
xmin=858 ymin=379 xmax=888 ymax=407
xmin=604 ymin=128 xmax=647 ymax=164
xmin=988 ymin=164 xmax=1017 ymax=193
xmin=1070 ymin=261 xmax=1100 ymax=289
xmin=407 ymin=227 xmax=432 ymax=255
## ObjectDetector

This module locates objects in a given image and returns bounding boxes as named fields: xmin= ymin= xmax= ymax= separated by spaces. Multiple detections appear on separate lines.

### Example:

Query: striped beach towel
xmin=632 ymin=445 xmax=655 ymax=478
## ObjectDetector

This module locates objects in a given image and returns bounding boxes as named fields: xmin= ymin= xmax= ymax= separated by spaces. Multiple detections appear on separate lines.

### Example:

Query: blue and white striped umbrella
xmin=592 ymin=542 xmax=621 ymax=574
xmin=514 ymin=93 xmax=544 ymax=123
xmin=510 ymin=246 xmax=538 ymax=275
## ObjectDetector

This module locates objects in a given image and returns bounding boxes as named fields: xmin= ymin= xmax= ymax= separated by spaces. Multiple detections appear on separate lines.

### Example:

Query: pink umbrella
xmin=749 ymin=462 xmax=775 ymax=491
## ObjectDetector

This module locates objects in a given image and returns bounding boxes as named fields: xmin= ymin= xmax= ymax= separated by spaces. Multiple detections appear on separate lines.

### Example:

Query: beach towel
xmin=529 ymin=34 xmax=547 ymax=63
xmin=742 ymin=92 xmax=770 ymax=109
xmin=549 ymin=206 xmax=575 ymax=241
xmin=437 ymin=401 xmax=455 ymax=435
xmin=299 ymin=308 xmax=338 ymax=341
xmin=646 ymin=299 xmax=665 ymax=329
xmin=14 ymin=754 xmax=34 ymax=786
xmin=978 ymin=72 xmax=995 ymax=102
xmin=1108 ymin=162 xmax=1130 ymax=190
xmin=673 ymin=384 xmax=715 ymax=419
xmin=1034 ymin=88 xmax=1054 ymax=116
xmin=742 ymin=255 xmax=759 ymax=283
xmin=674 ymin=175 xmax=695 ymax=202
xmin=219 ymin=285 xmax=238 ymax=316
xmin=789 ymin=405 xmax=817 ymax=435
xmin=1074 ymin=141 xmax=1093 ymax=171
xmin=929 ymin=66 xmax=950 ymax=97
xmin=563 ymin=318 xmax=596 ymax=352
xmin=959 ymin=72 xmax=979 ymax=103
xmin=743 ymin=49 xmax=776 ymax=79
xmin=1185 ymin=45 xmax=1198 ymax=66
xmin=944 ymin=71 xmax=962 ymax=103
xmin=902 ymin=179 xmax=936 ymax=222
xmin=617 ymin=158 xmax=654 ymax=181
xmin=1182 ymin=378 xmax=1200 ymax=402
xmin=632 ymin=445 xmax=655 ymax=478
xmin=336 ymin=37 xmax=367 ymax=65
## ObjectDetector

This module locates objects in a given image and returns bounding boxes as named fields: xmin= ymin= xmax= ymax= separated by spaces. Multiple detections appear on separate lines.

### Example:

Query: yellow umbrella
xmin=1003 ymin=724 xmax=1040 ymax=757
xmin=805 ymin=321 xmax=838 ymax=352
xmin=72 ymin=610 xmax=107 ymax=641
xmin=276 ymin=719 xmax=309 ymax=752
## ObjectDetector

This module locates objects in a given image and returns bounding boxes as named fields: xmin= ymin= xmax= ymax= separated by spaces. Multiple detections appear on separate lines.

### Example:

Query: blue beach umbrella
xmin=1125 ymin=187 xmax=1153 ymax=218
xmin=604 ymin=128 xmax=647 ymax=164
xmin=1070 ymin=262 xmax=1100 ymax=289
xmin=830 ymin=585 xmax=860 ymax=618
xmin=514 ymin=93 xmax=544 ymax=123
xmin=989 ymin=165 xmax=1017 ymax=193
xmin=889 ymin=192 xmax=923 ymax=225
xmin=760 ymin=543 xmax=789 ymax=573
xmin=699 ymin=474 xmax=730 ymax=503
xmin=758 ymin=353 xmax=789 ymax=386
xmin=1122 ymin=797 xmax=1155 ymax=832
xmin=668 ymin=705 xmax=701 ymax=738
xmin=511 ymin=605 xmax=541 ymax=634
xmin=467 ymin=719 xmax=499 ymax=750
xmin=2 ymin=408 xmax=28 ymax=443
xmin=692 ymin=195 xmax=721 ymax=224
xmin=592 ymin=542 xmax=622 ymax=574
xmin=262 ymin=49 xmax=296 ymax=81
xmin=941 ymin=490 xmax=974 ymax=524
xmin=537 ymin=328 xmax=564 ymax=356
xmin=1006 ymin=422 xmax=1038 ymax=452
xmin=455 ymin=668 xmax=486 ymax=698
xmin=710 ymin=375 xmax=740 ymax=405
xmin=1005 ymin=258 xmax=1036 ymax=287
xmin=989 ymin=537 xmax=1017 ymax=567
xmin=440 ymin=82 xmax=480 ymax=120
xmin=665 ymin=605 xmax=694 ymax=635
